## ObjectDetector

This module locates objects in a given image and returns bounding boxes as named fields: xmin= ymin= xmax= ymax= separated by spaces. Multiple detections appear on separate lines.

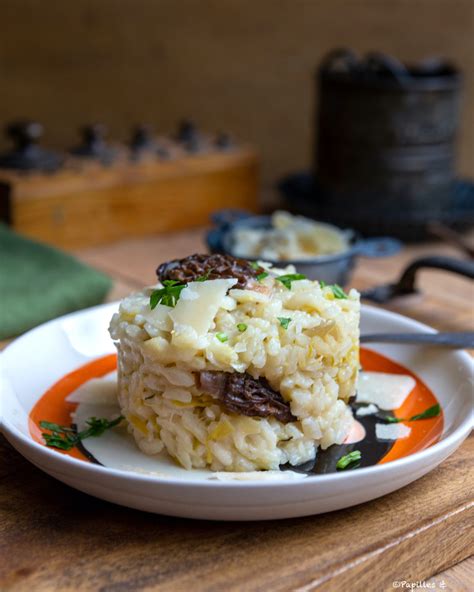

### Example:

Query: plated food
xmin=29 ymin=254 xmax=444 ymax=476
xmin=1 ymin=253 xmax=472 ymax=519
xmin=231 ymin=211 xmax=350 ymax=260
xmin=109 ymin=253 xmax=359 ymax=472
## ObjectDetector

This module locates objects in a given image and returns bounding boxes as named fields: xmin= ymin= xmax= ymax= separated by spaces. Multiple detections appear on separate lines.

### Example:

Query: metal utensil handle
xmin=361 ymin=332 xmax=474 ymax=349
xmin=397 ymin=256 xmax=474 ymax=294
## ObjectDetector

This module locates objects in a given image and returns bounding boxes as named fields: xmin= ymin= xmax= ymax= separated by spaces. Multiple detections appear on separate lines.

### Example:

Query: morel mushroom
xmin=157 ymin=253 xmax=264 ymax=290
xmin=198 ymin=371 xmax=296 ymax=423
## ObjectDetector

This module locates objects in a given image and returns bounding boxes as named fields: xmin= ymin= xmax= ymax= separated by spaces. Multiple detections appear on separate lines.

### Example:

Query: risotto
xmin=109 ymin=254 xmax=360 ymax=472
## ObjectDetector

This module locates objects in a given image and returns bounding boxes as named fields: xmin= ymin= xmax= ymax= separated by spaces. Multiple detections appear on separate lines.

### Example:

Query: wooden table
xmin=1 ymin=229 xmax=473 ymax=591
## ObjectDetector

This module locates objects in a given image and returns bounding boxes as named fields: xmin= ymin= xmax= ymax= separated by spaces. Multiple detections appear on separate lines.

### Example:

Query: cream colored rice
xmin=109 ymin=264 xmax=360 ymax=472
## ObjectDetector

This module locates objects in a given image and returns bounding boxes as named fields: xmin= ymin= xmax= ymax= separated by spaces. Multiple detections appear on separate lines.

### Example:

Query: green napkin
xmin=0 ymin=225 xmax=112 ymax=339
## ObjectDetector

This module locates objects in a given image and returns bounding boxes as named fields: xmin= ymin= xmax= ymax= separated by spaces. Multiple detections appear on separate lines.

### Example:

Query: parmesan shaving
xmin=66 ymin=374 xmax=117 ymax=405
xmin=170 ymin=279 xmax=237 ymax=336
xmin=356 ymin=372 xmax=416 ymax=410
xmin=355 ymin=403 xmax=379 ymax=417
xmin=375 ymin=423 xmax=411 ymax=440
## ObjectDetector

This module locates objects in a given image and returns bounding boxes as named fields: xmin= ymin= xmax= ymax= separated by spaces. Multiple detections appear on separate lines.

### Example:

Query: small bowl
xmin=206 ymin=209 xmax=401 ymax=286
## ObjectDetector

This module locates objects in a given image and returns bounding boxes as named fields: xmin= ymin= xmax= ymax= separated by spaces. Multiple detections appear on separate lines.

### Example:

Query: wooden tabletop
xmin=1 ymin=229 xmax=473 ymax=591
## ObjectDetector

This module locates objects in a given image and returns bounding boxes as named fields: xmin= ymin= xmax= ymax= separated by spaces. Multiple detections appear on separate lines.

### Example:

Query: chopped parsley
xmin=319 ymin=281 xmax=348 ymax=299
xmin=331 ymin=284 xmax=348 ymax=299
xmin=237 ymin=323 xmax=248 ymax=332
xmin=40 ymin=416 xmax=124 ymax=451
xmin=278 ymin=317 xmax=291 ymax=330
xmin=42 ymin=431 xmax=76 ymax=450
xmin=275 ymin=273 xmax=306 ymax=290
xmin=196 ymin=269 xmax=212 ymax=282
xmin=336 ymin=450 xmax=361 ymax=470
xmin=39 ymin=420 xmax=75 ymax=433
xmin=216 ymin=332 xmax=228 ymax=343
xmin=250 ymin=261 xmax=260 ymax=270
xmin=256 ymin=272 xmax=269 ymax=282
xmin=150 ymin=280 xmax=187 ymax=309
xmin=40 ymin=421 xmax=77 ymax=450
xmin=384 ymin=403 xmax=441 ymax=424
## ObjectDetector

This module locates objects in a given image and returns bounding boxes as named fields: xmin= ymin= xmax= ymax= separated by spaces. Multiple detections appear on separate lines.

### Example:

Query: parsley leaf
xmin=216 ymin=332 xmax=228 ymax=343
xmin=40 ymin=420 xmax=77 ymax=450
xmin=331 ymin=284 xmax=348 ymax=299
xmin=256 ymin=272 xmax=269 ymax=282
xmin=40 ymin=416 xmax=124 ymax=451
xmin=150 ymin=280 xmax=187 ymax=309
xmin=250 ymin=261 xmax=260 ymax=270
xmin=319 ymin=281 xmax=347 ymax=298
xmin=384 ymin=416 xmax=402 ymax=424
xmin=237 ymin=323 xmax=248 ymax=332
xmin=275 ymin=273 xmax=306 ymax=290
xmin=39 ymin=420 xmax=75 ymax=433
xmin=79 ymin=416 xmax=124 ymax=439
xmin=409 ymin=404 xmax=441 ymax=421
xmin=278 ymin=317 xmax=291 ymax=330
xmin=336 ymin=450 xmax=361 ymax=470
xmin=196 ymin=269 xmax=213 ymax=282
xmin=42 ymin=432 xmax=76 ymax=450
xmin=384 ymin=403 xmax=441 ymax=424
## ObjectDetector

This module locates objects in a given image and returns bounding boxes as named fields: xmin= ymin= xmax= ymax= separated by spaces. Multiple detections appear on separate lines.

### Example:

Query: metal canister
xmin=315 ymin=49 xmax=462 ymax=214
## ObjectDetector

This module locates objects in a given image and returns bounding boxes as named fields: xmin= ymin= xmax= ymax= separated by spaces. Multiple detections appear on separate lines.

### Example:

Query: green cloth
xmin=0 ymin=225 xmax=112 ymax=339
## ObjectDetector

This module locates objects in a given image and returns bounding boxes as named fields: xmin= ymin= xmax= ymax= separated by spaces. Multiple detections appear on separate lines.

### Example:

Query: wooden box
xmin=0 ymin=146 xmax=259 ymax=249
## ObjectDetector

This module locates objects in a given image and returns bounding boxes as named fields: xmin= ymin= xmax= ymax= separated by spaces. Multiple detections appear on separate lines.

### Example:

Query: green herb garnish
xmin=42 ymin=432 xmax=77 ymax=450
xmin=278 ymin=317 xmax=291 ymax=330
xmin=250 ymin=261 xmax=260 ymax=270
xmin=40 ymin=416 xmax=124 ymax=451
xmin=40 ymin=420 xmax=77 ymax=450
xmin=79 ymin=416 xmax=124 ymax=439
xmin=150 ymin=280 xmax=187 ymax=309
xmin=39 ymin=420 xmax=75 ymax=433
xmin=319 ymin=281 xmax=348 ymax=298
xmin=237 ymin=323 xmax=248 ymax=332
xmin=331 ymin=284 xmax=348 ymax=299
xmin=256 ymin=272 xmax=269 ymax=282
xmin=336 ymin=450 xmax=361 ymax=470
xmin=216 ymin=332 xmax=228 ymax=343
xmin=275 ymin=273 xmax=306 ymax=290
xmin=196 ymin=269 xmax=213 ymax=282
xmin=384 ymin=403 xmax=441 ymax=424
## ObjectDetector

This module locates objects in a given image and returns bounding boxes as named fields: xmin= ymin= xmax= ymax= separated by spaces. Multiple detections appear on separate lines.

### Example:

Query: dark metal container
xmin=315 ymin=49 xmax=462 ymax=215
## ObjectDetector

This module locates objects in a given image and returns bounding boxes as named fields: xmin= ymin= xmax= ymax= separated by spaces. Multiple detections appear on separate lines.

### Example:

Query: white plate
xmin=0 ymin=303 xmax=472 ymax=521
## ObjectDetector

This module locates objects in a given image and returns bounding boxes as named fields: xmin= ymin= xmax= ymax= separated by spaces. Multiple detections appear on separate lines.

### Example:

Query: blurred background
xmin=1 ymin=0 xmax=473 ymax=340
xmin=1 ymin=0 xmax=472 ymax=187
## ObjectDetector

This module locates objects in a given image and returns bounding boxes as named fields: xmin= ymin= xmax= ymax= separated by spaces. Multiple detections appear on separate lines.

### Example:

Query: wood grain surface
xmin=427 ymin=559 xmax=474 ymax=591
xmin=0 ymin=230 xmax=473 ymax=591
